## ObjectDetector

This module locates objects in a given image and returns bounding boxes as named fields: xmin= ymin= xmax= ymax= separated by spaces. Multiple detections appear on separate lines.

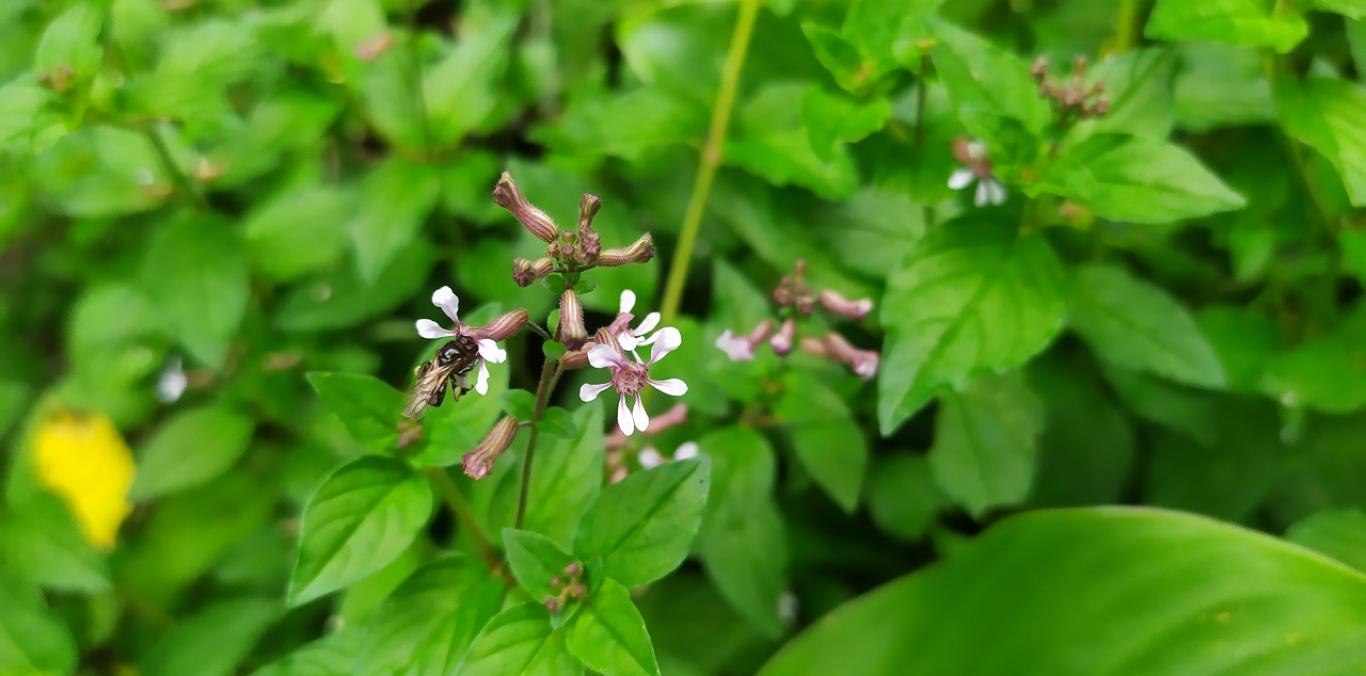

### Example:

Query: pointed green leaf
xmin=928 ymin=372 xmax=1044 ymax=517
xmin=1274 ymin=77 xmax=1366 ymax=207
xmin=459 ymin=604 xmax=580 ymax=676
xmin=1145 ymin=0 xmax=1308 ymax=53
xmin=131 ymin=404 xmax=254 ymax=500
xmin=567 ymin=578 xmax=659 ymax=676
xmin=503 ymin=529 xmax=576 ymax=603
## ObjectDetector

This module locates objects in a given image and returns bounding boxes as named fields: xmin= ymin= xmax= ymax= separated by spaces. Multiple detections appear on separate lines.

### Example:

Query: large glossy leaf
xmin=879 ymin=219 xmax=1065 ymax=434
xmin=566 ymin=578 xmax=659 ymax=676
xmin=458 ymin=604 xmax=580 ymax=676
xmin=574 ymin=458 xmax=710 ymax=588
xmin=287 ymin=457 xmax=433 ymax=606
xmin=761 ymin=508 xmax=1366 ymax=676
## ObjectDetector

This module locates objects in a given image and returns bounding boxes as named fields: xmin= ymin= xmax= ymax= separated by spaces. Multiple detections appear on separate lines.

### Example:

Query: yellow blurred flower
xmin=33 ymin=411 xmax=136 ymax=550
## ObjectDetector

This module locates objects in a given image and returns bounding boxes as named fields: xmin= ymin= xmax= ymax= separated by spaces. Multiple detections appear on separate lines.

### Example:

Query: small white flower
xmin=948 ymin=140 xmax=1007 ymax=207
xmin=156 ymin=357 xmax=187 ymax=403
xmin=715 ymin=330 xmax=755 ymax=362
xmin=613 ymin=289 xmax=663 ymax=355
xmin=673 ymin=441 xmax=699 ymax=461
xmin=579 ymin=327 xmax=688 ymax=436
xmin=414 ymin=286 xmax=507 ymax=395
xmin=637 ymin=447 xmax=664 ymax=468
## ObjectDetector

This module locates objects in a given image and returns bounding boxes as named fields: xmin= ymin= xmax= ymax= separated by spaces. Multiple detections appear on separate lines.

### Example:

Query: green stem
xmin=515 ymin=356 xmax=562 ymax=529
xmin=1111 ymin=0 xmax=1141 ymax=54
xmin=425 ymin=467 xmax=503 ymax=577
xmin=914 ymin=55 xmax=936 ymax=229
xmin=1263 ymin=55 xmax=1336 ymax=236
xmin=659 ymin=0 xmax=761 ymax=322
xmin=142 ymin=125 xmax=205 ymax=209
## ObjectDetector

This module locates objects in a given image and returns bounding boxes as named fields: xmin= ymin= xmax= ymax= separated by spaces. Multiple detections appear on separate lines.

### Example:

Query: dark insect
xmin=403 ymin=335 xmax=481 ymax=419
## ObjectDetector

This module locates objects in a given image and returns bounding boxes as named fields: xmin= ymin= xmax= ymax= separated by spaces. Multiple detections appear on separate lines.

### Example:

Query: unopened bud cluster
xmin=495 ymin=172 xmax=654 ymax=287
xmin=544 ymin=562 xmax=588 ymax=614
xmin=1031 ymin=55 xmax=1110 ymax=126
xmin=716 ymin=260 xmax=879 ymax=379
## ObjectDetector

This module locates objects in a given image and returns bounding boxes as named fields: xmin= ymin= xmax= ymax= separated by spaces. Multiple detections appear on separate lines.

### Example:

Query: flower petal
xmin=619 ymin=289 xmax=636 ymax=314
xmin=474 ymin=360 xmax=490 ymax=395
xmin=617 ymin=332 xmax=640 ymax=353
xmin=579 ymin=382 xmax=613 ymax=402
xmin=632 ymin=395 xmax=650 ymax=433
xmin=947 ymin=168 xmax=974 ymax=190
xmin=417 ymin=319 xmax=454 ymax=339
xmin=648 ymin=327 xmax=683 ymax=365
xmin=987 ymin=179 xmax=1007 ymax=206
xmin=714 ymin=330 xmax=754 ymax=362
xmin=638 ymin=447 xmax=663 ymax=469
xmin=633 ymin=312 xmax=661 ymax=336
xmin=617 ymin=395 xmax=634 ymax=436
xmin=588 ymin=343 xmax=626 ymax=370
xmin=477 ymin=339 xmax=507 ymax=364
xmin=649 ymin=378 xmax=688 ymax=396
xmin=432 ymin=286 xmax=460 ymax=323
xmin=674 ymin=442 xmax=699 ymax=461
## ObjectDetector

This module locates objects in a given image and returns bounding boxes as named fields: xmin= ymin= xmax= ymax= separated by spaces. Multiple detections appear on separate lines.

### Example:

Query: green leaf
xmin=0 ymin=493 xmax=110 ymax=593
xmin=695 ymin=427 xmax=787 ymax=637
xmin=1145 ymin=0 xmax=1309 ymax=53
xmin=459 ymin=604 xmax=580 ymax=676
xmin=516 ymin=403 xmax=606 ymax=546
xmin=140 ymin=597 xmax=278 ymax=676
xmin=1068 ymin=264 xmax=1226 ymax=389
xmin=930 ymin=19 xmax=1050 ymax=158
xmin=244 ymin=183 xmax=351 ymax=281
xmin=1288 ymin=510 xmax=1366 ymax=572
xmin=357 ymin=556 xmax=505 ymax=675
xmin=879 ymin=219 xmax=1066 ymax=434
xmin=801 ymin=23 xmax=866 ymax=93
xmin=1274 ymin=77 xmax=1366 ymax=207
xmin=1071 ymin=48 xmax=1176 ymax=140
xmin=1039 ymin=134 xmax=1245 ymax=223
xmin=760 ymin=508 xmax=1366 ymax=676
xmin=131 ymin=404 xmax=254 ymax=500
xmin=1173 ymin=44 xmax=1275 ymax=132
xmin=288 ymin=457 xmax=433 ymax=606
xmin=1307 ymin=0 xmax=1366 ymax=19
xmin=800 ymin=87 xmax=889 ymax=158
xmin=142 ymin=215 xmax=250 ymax=368
xmin=567 ymin=578 xmax=660 ymax=676
xmin=928 ymin=372 xmax=1044 ymax=517
xmin=537 ymin=407 xmax=578 ymax=439
xmin=503 ymin=528 xmax=576 ymax=603
xmin=728 ymin=83 xmax=859 ymax=199
xmin=1028 ymin=356 xmax=1136 ymax=507
xmin=774 ymin=371 xmax=867 ymax=513
xmin=276 ymin=243 xmax=434 ymax=332
xmin=574 ymin=458 xmax=710 ymax=588
xmin=503 ymin=389 xmax=537 ymax=420
xmin=421 ymin=9 xmax=519 ymax=148
xmin=0 ymin=570 xmax=77 ymax=675
xmin=348 ymin=157 xmax=440 ymax=281
xmin=35 ymin=1 xmax=104 ymax=81
xmin=252 ymin=629 xmax=363 ymax=676
xmin=867 ymin=453 xmax=945 ymax=542
xmin=1263 ymin=304 xmax=1366 ymax=413
xmin=306 ymin=372 xmax=403 ymax=446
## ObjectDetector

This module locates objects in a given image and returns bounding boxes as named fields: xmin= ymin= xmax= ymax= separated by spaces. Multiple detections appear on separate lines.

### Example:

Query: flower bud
xmin=467 ymin=308 xmax=529 ymax=341
xmin=1029 ymin=55 xmax=1048 ymax=82
xmin=545 ymin=596 xmax=562 ymax=614
xmin=560 ymin=348 xmax=590 ymax=370
xmin=461 ymin=416 xmax=520 ymax=480
xmin=597 ymin=233 xmax=655 ymax=267
xmin=818 ymin=289 xmax=874 ymax=321
xmin=356 ymin=32 xmax=393 ymax=61
xmin=513 ymin=257 xmax=554 ymax=287
xmin=648 ymin=403 xmax=689 ymax=433
xmin=493 ymin=172 xmax=558 ymax=242
xmin=564 ymin=562 xmax=583 ymax=577
xmin=771 ymin=318 xmax=796 ymax=356
xmin=578 ymin=194 xmax=602 ymax=233
xmin=822 ymin=332 xmax=879 ymax=380
xmin=558 ymin=290 xmax=588 ymax=350
xmin=592 ymin=327 xmax=624 ymax=354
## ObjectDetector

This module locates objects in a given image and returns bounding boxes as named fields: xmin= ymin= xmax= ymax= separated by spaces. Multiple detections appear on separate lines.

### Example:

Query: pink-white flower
xmin=610 ymin=290 xmax=663 ymax=355
xmin=948 ymin=139 xmax=1007 ymax=207
xmin=579 ymin=327 xmax=688 ymax=436
xmin=414 ymin=286 xmax=508 ymax=395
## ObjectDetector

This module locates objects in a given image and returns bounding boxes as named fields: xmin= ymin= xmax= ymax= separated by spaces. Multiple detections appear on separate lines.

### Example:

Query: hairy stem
xmin=659 ymin=0 xmax=762 ymax=322
xmin=515 ymin=356 xmax=562 ymax=528
xmin=425 ymin=467 xmax=504 ymax=577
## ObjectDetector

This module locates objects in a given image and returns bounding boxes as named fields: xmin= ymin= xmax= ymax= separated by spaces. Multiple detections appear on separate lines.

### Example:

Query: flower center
xmin=611 ymin=361 xmax=649 ymax=395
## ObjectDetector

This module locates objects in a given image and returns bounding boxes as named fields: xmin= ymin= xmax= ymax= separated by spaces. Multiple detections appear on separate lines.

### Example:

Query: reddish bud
xmin=771 ymin=318 xmax=796 ymax=356
xmin=822 ymin=332 xmax=879 ymax=380
xmin=819 ymin=289 xmax=874 ymax=321
xmin=493 ymin=172 xmax=558 ymax=242
xmin=461 ymin=416 xmax=520 ymax=480
xmin=355 ymin=32 xmax=393 ymax=61
xmin=597 ymin=233 xmax=655 ymax=267
xmin=558 ymin=290 xmax=588 ymax=350
xmin=467 ymin=308 xmax=528 ymax=341
xmin=513 ymin=257 xmax=554 ymax=287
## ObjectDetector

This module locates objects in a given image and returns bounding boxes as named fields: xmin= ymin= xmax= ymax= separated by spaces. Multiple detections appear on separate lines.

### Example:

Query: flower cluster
xmin=579 ymin=320 xmax=688 ymax=436
xmin=715 ymin=260 xmax=879 ymax=380
xmin=544 ymin=562 xmax=587 ymax=614
xmin=1031 ymin=55 xmax=1111 ymax=125
xmin=494 ymin=172 xmax=655 ymax=287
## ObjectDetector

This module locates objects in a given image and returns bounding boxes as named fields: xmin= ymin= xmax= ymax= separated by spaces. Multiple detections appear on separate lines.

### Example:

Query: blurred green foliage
xmin=1 ymin=0 xmax=1366 ymax=674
